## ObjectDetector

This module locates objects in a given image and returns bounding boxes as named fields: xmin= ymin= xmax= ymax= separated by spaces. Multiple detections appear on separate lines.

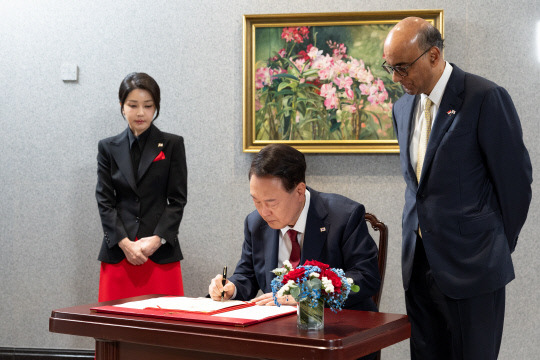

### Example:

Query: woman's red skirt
xmin=99 ymin=259 xmax=184 ymax=302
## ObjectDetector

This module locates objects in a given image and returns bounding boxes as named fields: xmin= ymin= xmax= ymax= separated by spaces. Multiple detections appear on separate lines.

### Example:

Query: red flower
xmin=303 ymin=260 xmax=329 ymax=271
xmin=281 ymin=27 xmax=310 ymax=44
xmin=297 ymin=50 xmax=310 ymax=61
xmin=281 ymin=27 xmax=296 ymax=42
xmin=305 ymin=79 xmax=321 ymax=95
xmin=282 ymin=267 xmax=305 ymax=284
xmin=293 ymin=32 xmax=305 ymax=43
xmin=298 ymin=26 xmax=310 ymax=37
xmin=322 ymin=269 xmax=343 ymax=293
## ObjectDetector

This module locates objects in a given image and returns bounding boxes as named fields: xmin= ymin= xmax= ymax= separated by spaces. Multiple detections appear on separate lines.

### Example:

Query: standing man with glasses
xmin=383 ymin=17 xmax=532 ymax=360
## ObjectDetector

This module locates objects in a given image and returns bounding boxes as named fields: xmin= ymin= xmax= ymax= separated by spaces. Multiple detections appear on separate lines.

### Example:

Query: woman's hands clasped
xmin=119 ymin=236 xmax=162 ymax=265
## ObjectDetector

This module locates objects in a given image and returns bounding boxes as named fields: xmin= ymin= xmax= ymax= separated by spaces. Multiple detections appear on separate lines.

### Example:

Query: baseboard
xmin=0 ymin=347 xmax=94 ymax=360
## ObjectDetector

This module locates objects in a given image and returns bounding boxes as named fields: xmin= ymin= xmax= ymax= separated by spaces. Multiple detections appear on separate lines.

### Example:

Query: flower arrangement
xmin=271 ymin=260 xmax=359 ymax=313
xmin=255 ymin=26 xmax=399 ymax=141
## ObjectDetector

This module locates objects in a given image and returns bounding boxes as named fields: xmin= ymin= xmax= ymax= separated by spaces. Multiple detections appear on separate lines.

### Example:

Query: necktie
xmin=416 ymin=98 xmax=433 ymax=182
xmin=131 ymin=139 xmax=141 ymax=180
xmin=287 ymin=229 xmax=301 ymax=268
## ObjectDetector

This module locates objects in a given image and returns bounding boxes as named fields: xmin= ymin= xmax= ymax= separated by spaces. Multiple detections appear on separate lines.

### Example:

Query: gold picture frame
xmin=243 ymin=10 xmax=444 ymax=153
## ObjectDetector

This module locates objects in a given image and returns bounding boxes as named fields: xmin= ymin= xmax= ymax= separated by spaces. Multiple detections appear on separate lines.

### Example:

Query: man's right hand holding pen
xmin=209 ymin=273 xmax=235 ymax=301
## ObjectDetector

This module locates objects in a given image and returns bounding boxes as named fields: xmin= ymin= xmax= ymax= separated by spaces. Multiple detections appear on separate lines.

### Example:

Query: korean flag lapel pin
xmin=158 ymin=143 xmax=164 ymax=148
xmin=320 ymin=227 xmax=326 ymax=232
xmin=446 ymin=109 xmax=456 ymax=115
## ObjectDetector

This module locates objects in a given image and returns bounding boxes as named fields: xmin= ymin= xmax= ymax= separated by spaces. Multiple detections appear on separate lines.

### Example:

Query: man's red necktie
xmin=287 ymin=229 xmax=300 ymax=268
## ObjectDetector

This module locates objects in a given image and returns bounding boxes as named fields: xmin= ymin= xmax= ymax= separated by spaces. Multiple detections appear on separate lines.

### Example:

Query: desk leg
xmin=95 ymin=339 xmax=118 ymax=360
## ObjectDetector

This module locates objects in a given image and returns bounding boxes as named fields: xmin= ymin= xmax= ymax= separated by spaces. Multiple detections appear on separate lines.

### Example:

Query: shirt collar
xmin=128 ymin=124 xmax=152 ymax=150
xmin=280 ymin=188 xmax=310 ymax=236
xmin=423 ymin=61 xmax=453 ymax=106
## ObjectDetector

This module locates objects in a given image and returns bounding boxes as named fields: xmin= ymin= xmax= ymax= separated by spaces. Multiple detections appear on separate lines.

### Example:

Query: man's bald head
xmin=385 ymin=17 xmax=443 ymax=54
xmin=383 ymin=17 xmax=445 ymax=95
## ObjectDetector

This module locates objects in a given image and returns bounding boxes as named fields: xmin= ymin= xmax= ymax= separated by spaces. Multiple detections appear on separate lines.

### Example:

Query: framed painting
xmin=243 ymin=10 xmax=444 ymax=153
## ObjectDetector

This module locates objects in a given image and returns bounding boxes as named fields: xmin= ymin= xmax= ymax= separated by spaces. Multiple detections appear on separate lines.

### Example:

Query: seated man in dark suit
xmin=208 ymin=143 xmax=380 ymax=313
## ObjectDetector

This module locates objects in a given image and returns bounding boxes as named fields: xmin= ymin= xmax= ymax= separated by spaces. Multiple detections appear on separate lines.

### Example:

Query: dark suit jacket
xmin=229 ymin=188 xmax=381 ymax=312
xmin=392 ymin=64 xmax=532 ymax=299
xmin=96 ymin=124 xmax=187 ymax=264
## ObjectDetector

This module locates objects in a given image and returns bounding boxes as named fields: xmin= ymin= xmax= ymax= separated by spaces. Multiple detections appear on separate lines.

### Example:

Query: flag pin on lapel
xmin=447 ymin=110 xmax=456 ymax=115
xmin=158 ymin=143 xmax=163 ymax=147
xmin=320 ymin=227 xmax=326 ymax=232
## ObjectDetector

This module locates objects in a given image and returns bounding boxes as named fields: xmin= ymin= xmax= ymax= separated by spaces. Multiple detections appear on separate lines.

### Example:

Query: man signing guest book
xmin=208 ymin=143 xmax=381 ymax=313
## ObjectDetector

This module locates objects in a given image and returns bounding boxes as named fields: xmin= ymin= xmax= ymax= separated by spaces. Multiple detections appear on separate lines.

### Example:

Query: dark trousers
xmin=405 ymin=235 xmax=505 ymax=360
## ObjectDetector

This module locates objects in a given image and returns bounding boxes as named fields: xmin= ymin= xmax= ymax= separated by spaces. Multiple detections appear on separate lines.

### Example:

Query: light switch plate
xmin=61 ymin=63 xmax=78 ymax=81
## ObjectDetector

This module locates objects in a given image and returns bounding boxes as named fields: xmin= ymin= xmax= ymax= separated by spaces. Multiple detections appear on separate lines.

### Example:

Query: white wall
xmin=0 ymin=1 xmax=538 ymax=359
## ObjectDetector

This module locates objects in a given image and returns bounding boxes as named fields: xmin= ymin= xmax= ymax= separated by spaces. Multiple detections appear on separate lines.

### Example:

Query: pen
xmin=221 ymin=266 xmax=227 ymax=301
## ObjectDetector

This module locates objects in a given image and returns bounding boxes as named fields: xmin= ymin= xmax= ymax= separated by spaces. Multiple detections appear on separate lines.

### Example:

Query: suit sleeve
xmin=228 ymin=217 xmax=261 ymax=301
xmin=153 ymin=136 xmax=188 ymax=243
xmin=392 ymin=106 xmax=399 ymax=139
xmin=95 ymin=140 xmax=128 ymax=248
xmin=341 ymin=204 xmax=381 ymax=308
xmin=478 ymin=86 xmax=532 ymax=251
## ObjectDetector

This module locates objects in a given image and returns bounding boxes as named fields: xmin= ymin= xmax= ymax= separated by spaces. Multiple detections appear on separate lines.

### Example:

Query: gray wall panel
xmin=0 ymin=1 xmax=538 ymax=358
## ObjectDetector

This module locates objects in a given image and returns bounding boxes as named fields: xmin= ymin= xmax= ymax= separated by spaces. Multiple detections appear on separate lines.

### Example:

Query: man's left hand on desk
xmin=252 ymin=292 xmax=297 ymax=306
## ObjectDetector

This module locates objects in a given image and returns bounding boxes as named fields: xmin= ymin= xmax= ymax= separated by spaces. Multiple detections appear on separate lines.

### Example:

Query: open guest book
xmin=91 ymin=296 xmax=297 ymax=326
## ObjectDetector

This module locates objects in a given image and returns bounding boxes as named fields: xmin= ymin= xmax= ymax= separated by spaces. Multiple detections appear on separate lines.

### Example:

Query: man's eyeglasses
xmin=381 ymin=47 xmax=431 ymax=77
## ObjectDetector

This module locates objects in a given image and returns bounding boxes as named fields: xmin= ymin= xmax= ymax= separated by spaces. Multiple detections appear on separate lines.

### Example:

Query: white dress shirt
xmin=277 ymin=189 xmax=311 ymax=267
xmin=410 ymin=61 xmax=453 ymax=172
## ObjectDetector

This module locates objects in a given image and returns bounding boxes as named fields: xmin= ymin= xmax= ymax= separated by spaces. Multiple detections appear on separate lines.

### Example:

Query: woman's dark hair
xmin=418 ymin=24 xmax=444 ymax=52
xmin=118 ymin=72 xmax=161 ymax=120
xmin=249 ymin=144 xmax=306 ymax=192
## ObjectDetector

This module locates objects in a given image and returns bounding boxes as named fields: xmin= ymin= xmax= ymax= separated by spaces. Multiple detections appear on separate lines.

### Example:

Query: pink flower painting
xmin=253 ymin=23 xmax=402 ymax=141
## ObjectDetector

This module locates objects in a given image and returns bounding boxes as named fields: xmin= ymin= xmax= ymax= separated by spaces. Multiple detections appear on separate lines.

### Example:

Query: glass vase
xmin=297 ymin=299 xmax=324 ymax=330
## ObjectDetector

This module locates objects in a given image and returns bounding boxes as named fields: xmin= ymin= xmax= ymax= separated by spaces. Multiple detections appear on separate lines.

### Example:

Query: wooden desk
xmin=50 ymin=295 xmax=410 ymax=360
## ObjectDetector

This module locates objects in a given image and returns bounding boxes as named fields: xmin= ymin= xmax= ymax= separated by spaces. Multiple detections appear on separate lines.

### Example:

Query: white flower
xmin=282 ymin=260 xmax=293 ymax=271
xmin=322 ymin=276 xmax=335 ymax=293
xmin=277 ymin=280 xmax=296 ymax=297
xmin=271 ymin=267 xmax=286 ymax=276
xmin=347 ymin=278 xmax=354 ymax=285
xmin=308 ymin=46 xmax=323 ymax=60
xmin=309 ymin=272 xmax=320 ymax=279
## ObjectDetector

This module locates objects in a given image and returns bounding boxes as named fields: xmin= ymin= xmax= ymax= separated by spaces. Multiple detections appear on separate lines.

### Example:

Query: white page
xmin=215 ymin=305 xmax=297 ymax=320
xmin=113 ymin=296 xmax=248 ymax=312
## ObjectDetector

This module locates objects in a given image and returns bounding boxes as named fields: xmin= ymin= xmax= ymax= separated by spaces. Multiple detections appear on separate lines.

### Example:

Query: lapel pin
xmin=446 ymin=110 xmax=456 ymax=115
xmin=158 ymin=143 xmax=163 ymax=147
xmin=320 ymin=227 xmax=326 ymax=232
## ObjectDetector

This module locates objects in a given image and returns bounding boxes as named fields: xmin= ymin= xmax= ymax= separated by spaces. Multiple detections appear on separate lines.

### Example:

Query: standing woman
xmin=96 ymin=72 xmax=187 ymax=302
